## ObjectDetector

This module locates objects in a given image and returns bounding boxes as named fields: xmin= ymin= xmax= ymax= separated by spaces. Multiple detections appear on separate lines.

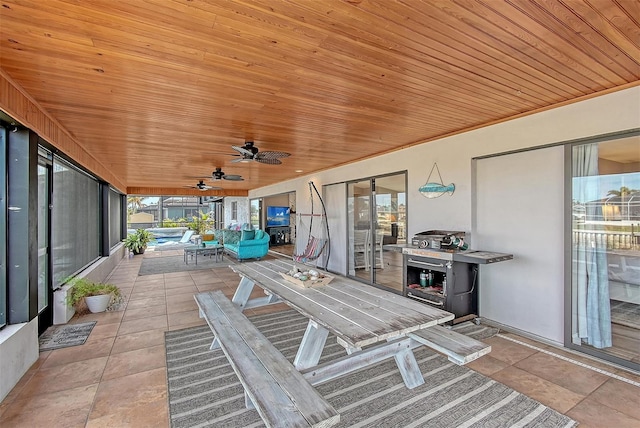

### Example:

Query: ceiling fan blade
xmin=230 ymin=157 xmax=249 ymax=163
xmin=223 ymin=175 xmax=244 ymax=181
xmin=256 ymin=151 xmax=291 ymax=159
xmin=255 ymin=157 xmax=282 ymax=165
xmin=231 ymin=145 xmax=254 ymax=157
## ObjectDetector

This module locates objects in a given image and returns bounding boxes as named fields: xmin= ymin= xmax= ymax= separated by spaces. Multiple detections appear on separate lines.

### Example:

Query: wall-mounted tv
xmin=266 ymin=206 xmax=290 ymax=227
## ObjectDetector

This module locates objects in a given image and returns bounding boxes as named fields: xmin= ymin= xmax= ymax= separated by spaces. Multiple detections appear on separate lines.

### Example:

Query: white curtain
xmin=572 ymin=144 xmax=612 ymax=348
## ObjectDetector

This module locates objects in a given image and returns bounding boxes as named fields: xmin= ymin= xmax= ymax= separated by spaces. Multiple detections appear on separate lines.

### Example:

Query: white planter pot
xmin=85 ymin=294 xmax=112 ymax=313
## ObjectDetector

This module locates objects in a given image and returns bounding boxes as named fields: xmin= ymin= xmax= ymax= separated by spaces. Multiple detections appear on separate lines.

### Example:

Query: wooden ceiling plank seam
xmin=455 ymin=0 xmax=616 ymax=89
xmin=3 ymin=56 xmax=283 ymax=105
xmin=506 ymin=0 xmax=638 ymax=81
xmin=534 ymin=0 xmax=640 ymax=75
xmin=563 ymin=0 xmax=640 ymax=61
xmin=414 ymin=0 xmax=593 ymax=93
xmin=360 ymin=0 xmax=571 ymax=102
xmin=0 ymin=69 xmax=127 ymax=192
xmin=327 ymin=0 xmax=586 ymax=97
xmin=314 ymin=36 xmax=544 ymax=111
xmin=267 ymin=0 xmax=553 ymax=106
xmin=608 ymin=0 xmax=640 ymax=41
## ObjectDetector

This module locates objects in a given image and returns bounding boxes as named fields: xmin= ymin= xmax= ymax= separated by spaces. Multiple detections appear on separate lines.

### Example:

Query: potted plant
xmin=124 ymin=228 xmax=154 ymax=254
xmin=66 ymin=277 xmax=121 ymax=313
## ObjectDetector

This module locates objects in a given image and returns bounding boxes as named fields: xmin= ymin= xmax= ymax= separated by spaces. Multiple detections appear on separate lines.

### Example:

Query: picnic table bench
xmin=194 ymin=290 xmax=339 ymax=428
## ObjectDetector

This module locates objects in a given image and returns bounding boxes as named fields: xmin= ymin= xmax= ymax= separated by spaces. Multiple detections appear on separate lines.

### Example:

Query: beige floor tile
xmin=490 ymin=365 xmax=585 ymax=413
xmin=118 ymin=314 xmax=168 ymax=335
xmin=111 ymin=328 xmax=168 ymax=354
xmin=0 ymin=384 xmax=98 ymax=428
xmin=465 ymin=354 xmax=511 ymax=376
xmin=166 ymin=292 xmax=198 ymax=304
xmin=130 ymin=282 xmax=165 ymax=293
xmin=165 ymin=279 xmax=196 ymax=289
xmin=17 ymin=357 xmax=108 ymax=398
xmin=195 ymin=282 xmax=232 ymax=292
xmin=41 ymin=337 xmax=116 ymax=369
xmin=588 ymin=378 xmax=640 ymax=420
xmin=482 ymin=336 xmax=538 ymax=365
xmin=88 ymin=367 xmax=167 ymax=421
xmin=166 ymin=298 xmax=199 ymax=314
xmin=566 ymin=395 xmax=640 ymax=428
xmin=167 ymin=309 xmax=205 ymax=328
xmin=86 ymin=399 xmax=169 ymax=428
xmin=129 ymin=288 xmax=166 ymax=300
xmin=86 ymin=323 xmax=121 ymax=341
xmin=514 ymin=352 xmax=610 ymax=395
xmin=126 ymin=295 xmax=166 ymax=309
xmin=123 ymin=304 xmax=167 ymax=321
xmin=102 ymin=345 xmax=166 ymax=381
xmin=73 ymin=310 xmax=125 ymax=326
xmin=165 ymin=285 xmax=199 ymax=296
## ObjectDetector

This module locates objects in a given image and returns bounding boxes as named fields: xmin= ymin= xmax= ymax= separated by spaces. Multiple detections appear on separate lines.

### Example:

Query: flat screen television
xmin=266 ymin=206 xmax=290 ymax=227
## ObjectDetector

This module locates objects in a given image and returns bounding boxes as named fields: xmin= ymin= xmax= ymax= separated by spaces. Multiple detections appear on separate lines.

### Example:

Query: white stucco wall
xmin=0 ymin=318 xmax=38 ymax=402
xmin=223 ymin=196 xmax=250 ymax=227
xmin=250 ymin=86 xmax=640 ymax=343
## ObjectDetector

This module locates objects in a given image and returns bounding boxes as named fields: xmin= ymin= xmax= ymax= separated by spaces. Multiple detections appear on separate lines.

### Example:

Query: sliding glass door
xmin=37 ymin=158 xmax=53 ymax=333
xmin=347 ymin=172 xmax=406 ymax=293
xmin=569 ymin=132 xmax=640 ymax=370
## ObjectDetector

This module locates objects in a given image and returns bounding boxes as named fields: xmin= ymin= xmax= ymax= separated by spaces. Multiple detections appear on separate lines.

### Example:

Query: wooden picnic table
xmin=230 ymin=259 xmax=457 ymax=389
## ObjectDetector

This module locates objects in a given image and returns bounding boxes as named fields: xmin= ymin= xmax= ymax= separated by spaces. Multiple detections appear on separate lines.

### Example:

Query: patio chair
xmin=179 ymin=230 xmax=194 ymax=244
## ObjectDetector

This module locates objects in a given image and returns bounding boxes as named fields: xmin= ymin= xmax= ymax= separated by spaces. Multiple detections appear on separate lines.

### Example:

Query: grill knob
xmin=419 ymin=239 xmax=429 ymax=249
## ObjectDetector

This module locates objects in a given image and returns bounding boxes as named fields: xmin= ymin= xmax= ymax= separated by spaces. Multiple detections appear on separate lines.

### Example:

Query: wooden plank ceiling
xmin=0 ymin=0 xmax=638 ymax=195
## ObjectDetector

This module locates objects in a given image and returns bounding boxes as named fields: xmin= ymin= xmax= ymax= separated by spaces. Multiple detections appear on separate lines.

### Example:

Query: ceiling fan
xmin=183 ymin=180 xmax=221 ymax=191
xmin=212 ymin=167 xmax=244 ymax=181
xmin=228 ymin=141 xmax=291 ymax=165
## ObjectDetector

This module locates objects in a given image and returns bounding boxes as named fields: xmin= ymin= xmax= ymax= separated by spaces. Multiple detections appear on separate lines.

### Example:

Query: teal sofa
xmin=215 ymin=229 xmax=270 ymax=261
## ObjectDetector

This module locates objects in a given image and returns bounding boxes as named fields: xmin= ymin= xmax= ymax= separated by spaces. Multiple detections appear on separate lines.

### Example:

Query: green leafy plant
xmin=65 ymin=277 xmax=121 ymax=308
xmin=123 ymin=228 xmax=154 ymax=253
xmin=189 ymin=211 xmax=215 ymax=235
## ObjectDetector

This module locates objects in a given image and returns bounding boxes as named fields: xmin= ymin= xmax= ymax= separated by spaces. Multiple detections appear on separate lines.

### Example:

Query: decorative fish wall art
xmin=419 ymin=182 xmax=455 ymax=199
xmin=419 ymin=162 xmax=455 ymax=199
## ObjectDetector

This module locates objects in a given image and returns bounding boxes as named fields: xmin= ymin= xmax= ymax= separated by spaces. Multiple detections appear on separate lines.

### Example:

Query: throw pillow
xmin=241 ymin=229 xmax=255 ymax=241
xmin=255 ymin=229 xmax=265 ymax=240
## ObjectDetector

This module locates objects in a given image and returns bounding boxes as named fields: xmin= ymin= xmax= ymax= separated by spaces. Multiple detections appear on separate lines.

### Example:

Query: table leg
xmin=294 ymin=320 xmax=329 ymax=370
xmin=393 ymin=347 xmax=425 ymax=389
xmin=231 ymin=276 xmax=256 ymax=308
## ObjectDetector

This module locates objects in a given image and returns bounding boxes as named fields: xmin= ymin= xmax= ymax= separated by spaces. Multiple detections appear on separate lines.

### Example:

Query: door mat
xmin=38 ymin=321 xmax=97 ymax=351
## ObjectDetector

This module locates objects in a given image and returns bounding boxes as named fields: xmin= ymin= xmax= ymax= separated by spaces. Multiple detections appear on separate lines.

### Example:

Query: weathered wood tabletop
xmin=230 ymin=258 xmax=455 ymax=389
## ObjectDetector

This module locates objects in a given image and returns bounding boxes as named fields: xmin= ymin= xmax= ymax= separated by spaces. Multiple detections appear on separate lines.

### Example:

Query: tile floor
xmin=0 ymin=249 xmax=639 ymax=427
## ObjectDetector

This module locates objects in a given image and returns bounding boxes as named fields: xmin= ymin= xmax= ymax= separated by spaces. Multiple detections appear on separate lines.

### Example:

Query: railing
xmin=573 ymin=230 xmax=640 ymax=250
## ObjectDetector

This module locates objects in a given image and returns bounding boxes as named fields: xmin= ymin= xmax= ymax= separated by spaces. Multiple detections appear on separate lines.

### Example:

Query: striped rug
xmin=165 ymin=310 xmax=577 ymax=428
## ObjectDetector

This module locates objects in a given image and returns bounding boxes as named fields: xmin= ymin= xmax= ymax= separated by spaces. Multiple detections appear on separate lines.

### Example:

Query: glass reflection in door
xmin=570 ymin=133 xmax=640 ymax=370
xmin=347 ymin=173 xmax=406 ymax=293
xmin=37 ymin=164 xmax=50 ymax=315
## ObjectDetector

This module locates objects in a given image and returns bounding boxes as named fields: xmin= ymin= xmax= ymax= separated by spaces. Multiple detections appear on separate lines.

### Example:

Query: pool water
xmin=148 ymin=236 xmax=181 ymax=247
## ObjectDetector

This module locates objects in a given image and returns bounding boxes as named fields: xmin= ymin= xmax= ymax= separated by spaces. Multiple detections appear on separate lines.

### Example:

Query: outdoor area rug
xmin=165 ymin=310 xmax=577 ymax=428
xmin=451 ymin=320 xmax=500 ymax=340
xmin=39 ymin=321 xmax=97 ymax=351
xmin=139 ymin=254 xmax=236 ymax=276
xmin=610 ymin=299 xmax=640 ymax=329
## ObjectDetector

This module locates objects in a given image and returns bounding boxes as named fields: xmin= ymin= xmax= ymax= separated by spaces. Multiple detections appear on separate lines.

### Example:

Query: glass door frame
xmin=564 ymin=129 xmax=640 ymax=371
xmin=347 ymin=171 xmax=407 ymax=292
xmin=37 ymin=150 xmax=53 ymax=334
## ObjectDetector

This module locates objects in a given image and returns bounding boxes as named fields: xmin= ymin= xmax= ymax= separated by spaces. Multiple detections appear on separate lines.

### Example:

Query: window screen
xmin=52 ymin=157 xmax=100 ymax=286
